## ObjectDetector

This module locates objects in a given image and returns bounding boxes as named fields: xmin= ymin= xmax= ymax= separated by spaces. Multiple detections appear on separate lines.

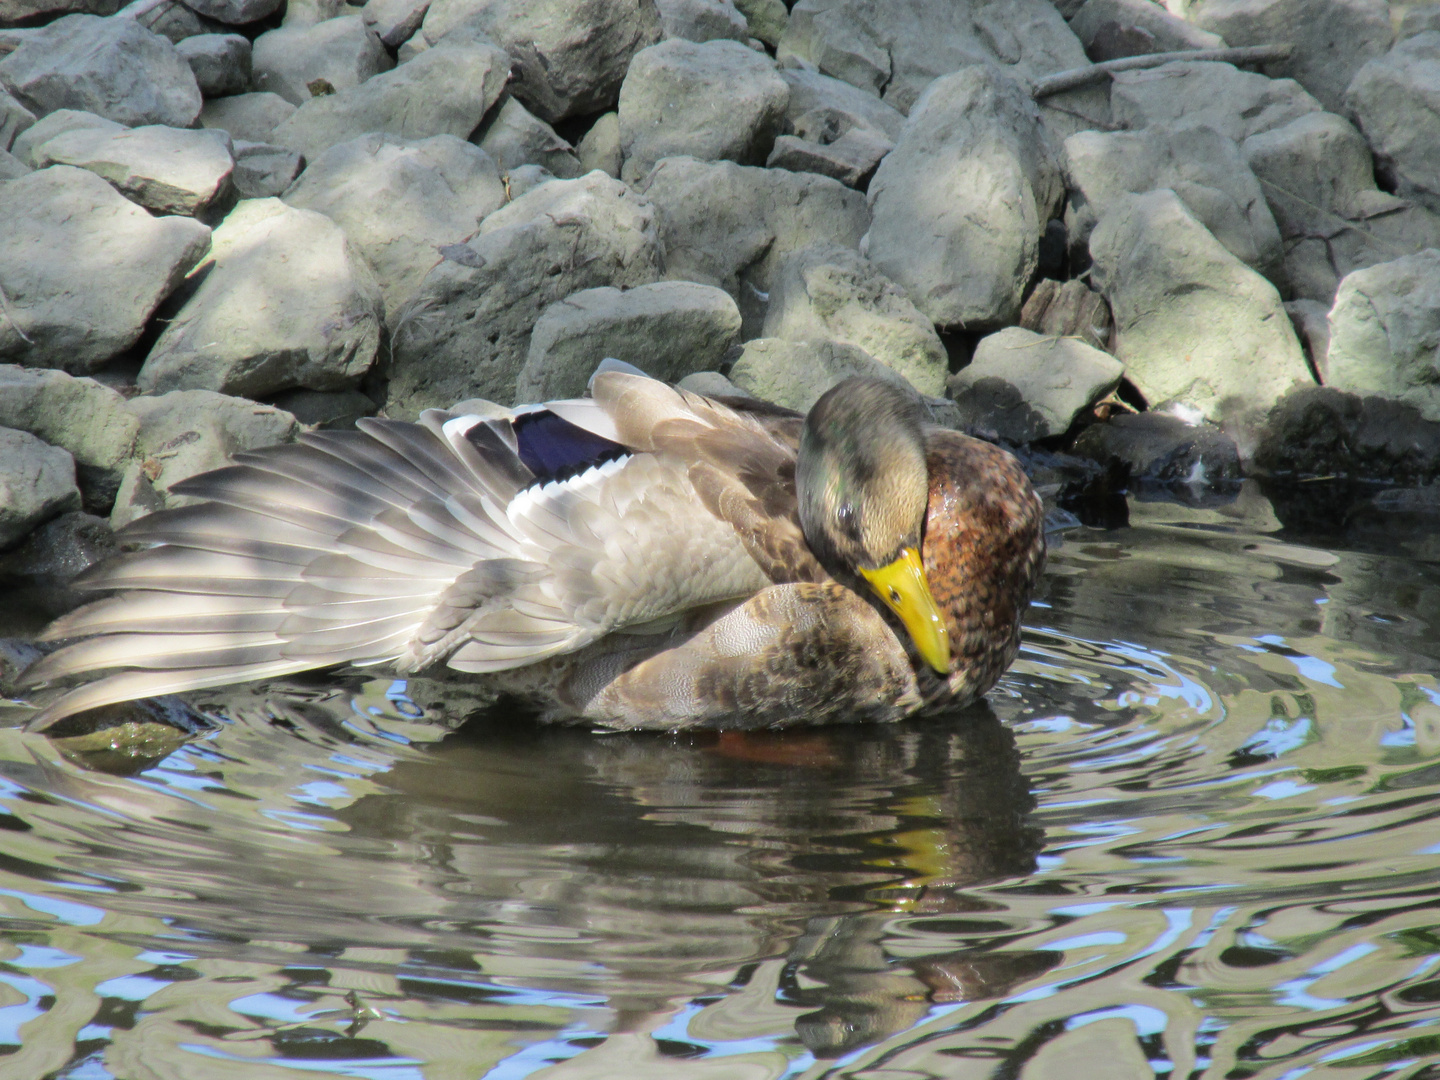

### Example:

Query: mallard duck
xmin=22 ymin=369 xmax=1045 ymax=730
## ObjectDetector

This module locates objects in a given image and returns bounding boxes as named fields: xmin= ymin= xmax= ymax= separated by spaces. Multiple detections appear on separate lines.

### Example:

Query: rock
xmin=728 ymin=337 xmax=907 ymax=410
xmin=10 ymin=106 xmax=117 ymax=166
xmin=232 ymin=139 xmax=304 ymax=197
xmin=1285 ymin=297 xmax=1330 ymax=379
xmin=139 ymin=198 xmax=384 ymax=397
xmin=618 ymin=38 xmax=789 ymax=183
xmin=734 ymin=0 xmax=785 ymax=45
xmin=864 ymin=66 xmax=1064 ymax=331
xmin=761 ymin=244 xmax=947 ymax=396
xmin=1400 ymin=4 xmax=1440 ymax=39
xmin=111 ymin=391 xmax=299 ymax=528
xmin=516 ymin=281 xmax=742 ymax=400
xmin=1018 ymin=278 xmax=1112 ymax=351
xmin=200 ymin=91 xmax=296 ymax=143
xmin=575 ymin=111 xmax=621 ymax=177
xmin=777 ymin=0 xmax=1090 ymax=115
xmin=282 ymin=0 xmax=348 ymax=26
xmin=181 ymin=0 xmax=284 ymax=25
xmin=0 ymin=365 xmax=140 ymax=513
xmin=272 ymin=34 xmax=509 ymax=161
xmin=637 ymin=156 xmax=870 ymax=317
xmin=676 ymin=369 xmax=749 ymax=397
xmin=656 ymin=0 xmax=749 ymax=42
xmin=766 ymin=128 xmax=891 ymax=189
xmin=0 ymin=511 xmax=118 ymax=586
xmin=134 ymin=1 xmax=231 ymax=45
xmin=1 ymin=0 xmax=122 ymax=26
xmin=252 ymin=16 xmax=393 ymax=107
xmin=1089 ymin=189 xmax=1311 ymax=427
xmin=0 ymin=167 xmax=211 ymax=373
xmin=1251 ymin=385 xmax=1440 ymax=483
xmin=0 ymin=147 xmax=28 ymax=178
xmin=473 ymin=94 xmax=582 ymax=178
xmin=397 ymin=35 xmax=429 ymax=62
xmin=32 ymin=124 xmax=236 ymax=216
xmin=268 ymin=386 xmax=377 ymax=428
xmin=503 ymin=162 xmax=553 ymax=197
xmin=0 ymin=90 xmax=34 ymax=152
xmin=1073 ymin=412 xmax=1242 ymax=485
xmin=1063 ymin=124 xmax=1282 ymax=282
xmin=0 ymin=15 xmax=201 ymax=129
xmin=363 ymin=0 xmax=432 ymax=48
xmin=0 ymin=428 xmax=81 ymax=549
xmin=387 ymin=172 xmax=663 ymax=415
xmin=1325 ymin=250 xmax=1440 ymax=421
xmin=1344 ymin=32 xmax=1440 ymax=216
xmin=282 ymin=132 xmax=506 ymax=326
xmin=1241 ymin=111 xmax=1440 ymax=303
xmin=1191 ymin=0 xmax=1392 ymax=113
xmin=175 ymin=33 xmax=252 ymax=98
xmin=1110 ymin=60 xmax=1323 ymax=143
xmin=780 ymin=68 xmax=906 ymax=144
xmin=1070 ymin=0 xmax=1224 ymax=60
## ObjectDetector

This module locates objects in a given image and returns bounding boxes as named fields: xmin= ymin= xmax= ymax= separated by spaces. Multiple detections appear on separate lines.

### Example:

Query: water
xmin=2 ymin=479 xmax=1440 ymax=1078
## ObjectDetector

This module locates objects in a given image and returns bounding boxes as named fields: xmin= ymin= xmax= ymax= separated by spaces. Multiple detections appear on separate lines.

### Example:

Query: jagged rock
xmin=1111 ymin=60 xmax=1323 ymax=143
xmin=282 ymin=132 xmax=506 ymax=326
xmin=777 ymin=0 xmax=1090 ymax=115
xmin=31 ymin=124 xmax=236 ymax=216
xmin=1073 ymin=412 xmax=1242 ymax=485
xmin=421 ymin=0 xmax=662 ymax=122
xmin=0 ymin=167 xmax=210 ymax=373
xmin=618 ymin=38 xmax=789 ymax=182
xmin=0 ymin=147 xmax=28 ymax=178
xmin=175 ymin=33 xmax=251 ymax=98
xmin=200 ymin=91 xmax=296 ymax=143
xmin=111 ymin=392 xmax=299 ymax=528
xmin=252 ymin=16 xmax=393 ymax=107
xmin=363 ymin=0 xmax=432 ymax=48
xmin=1064 ymin=124 xmax=1282 ymax=282
xmin=473 ymin=94 xmax=582 ymax=178
xmin=0 ymin=428 xmax=80 ymax=549
xmin=1325 ymin=251 xmax=1440 ymax=421
xmin=766 ymin=128 xmax=891 ymax=189
xmin=232 ymin=139 xmax=304 ymax=197
xmin=734 ymin=0 xmax=786 ymax=45
xmin=0 ymin=90 xmax=34 ymax=151
xmin=780 ymin=68 xmax=906 ymax=144
xmin=10 ymin=106 xmax=117 ymax=165
xmin=139 ymin=198 xmax=384 ymax=397
xmin=1242 ymin=111 xmax=1440 ymax=303
xmin=1251 ymin=385 xmax=1440 ymax=483
xmin=762 ymin=244 xmax=947 ymax=396
xmin=1345 ymin=32 xmax=1440 ymax=216
xmin=1089 ymin=189 xmax=1310 ymax=426
xmin=1070 ymin=0 xmax=1223 ymax=60
xmin=272 ymin=33 xmax=509 ymax=160
xmin=728 ymin=338 xmax=907 ymax=410
xmin=636 ymin=155 xmax=870 ymax=301
xmin=181 ymin=0 xmax=284 ymax=25
xmin=576 ymin=111 xmax=621 ymax=177
xmin=656 ymin=0 xmax=749 ymax=42
xmin=387 ymin=172 xmax=664 ymax=415
xmin=268 ymin=386 xmax=377 ymax=429
xmin=1192 ymin=0 xmax=1392 ymax=113
xmin=0 ymin=15 xmax=201 ymax=128
xmin=948 ymin=327 xmax=1123 ymax=443
xmin=1018 ymin=278 xmax=1112 ymax=351
xmin=864 ymin=66 xmax=1063 ymax=330
xmin=516 ymin=281 xmax=742 ymax=400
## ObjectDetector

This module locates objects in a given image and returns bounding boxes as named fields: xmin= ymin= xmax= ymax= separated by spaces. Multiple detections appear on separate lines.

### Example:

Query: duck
xmin=21 ymin=366 xmax=1046 ymax=731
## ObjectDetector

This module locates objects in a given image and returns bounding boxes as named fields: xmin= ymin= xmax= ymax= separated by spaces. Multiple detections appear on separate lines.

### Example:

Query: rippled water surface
xmin=4 ymin=481 xmax=1440 ymax=1078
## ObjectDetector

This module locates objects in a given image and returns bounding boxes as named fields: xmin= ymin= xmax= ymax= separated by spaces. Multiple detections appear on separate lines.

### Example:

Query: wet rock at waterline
xmin=1073 ymin=411 xmax=1242 ymax=488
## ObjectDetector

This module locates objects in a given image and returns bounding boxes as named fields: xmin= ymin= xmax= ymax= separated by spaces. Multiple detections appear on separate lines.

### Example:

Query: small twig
xmin=1032 ymin=43 xmax=1293 ymax=99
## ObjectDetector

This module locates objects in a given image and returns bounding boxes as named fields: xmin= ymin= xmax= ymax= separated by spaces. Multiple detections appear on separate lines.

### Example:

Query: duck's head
xmin=797 ymin=378 xmax=951 ymax=675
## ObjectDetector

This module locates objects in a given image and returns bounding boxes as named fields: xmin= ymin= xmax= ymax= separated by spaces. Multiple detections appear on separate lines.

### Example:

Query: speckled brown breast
xmin=919 ymin=430 xmax=1047 ymax=708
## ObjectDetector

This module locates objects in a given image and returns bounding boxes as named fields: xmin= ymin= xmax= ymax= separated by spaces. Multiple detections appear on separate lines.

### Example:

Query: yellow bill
xmin=859 ymin=547 xmax=951 ymax=676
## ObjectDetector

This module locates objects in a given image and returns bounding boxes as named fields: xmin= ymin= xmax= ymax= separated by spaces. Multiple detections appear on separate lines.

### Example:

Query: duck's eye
xmin=838 ymin=503 xmax=855 ymax=526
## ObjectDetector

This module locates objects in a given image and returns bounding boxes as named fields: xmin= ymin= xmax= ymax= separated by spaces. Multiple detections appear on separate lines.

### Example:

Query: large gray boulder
xmin=727 ymin=338 xmax=906 ymax=412
xmin=175 ymin=33 xmax=252 ymax=98
xmin=139 ymin=198 xmax=385 ymax=398
xmin=133 ymin=0 xmax=230 ymax=44
xmin=1069 ymin=0 xmax=1223 ymax=59
xmin=1064 ymin=124 xmax=1282 ymax=283
xmin=9 ymin=106 xmax=116 ymax=166
xmin=0 ymin=428 xmax=81 ymax=550
xmin=0 ymin=147 xmax=29 ymax=179
xmin=948 ymin=327 xmax=1124 ymax=443
xmin=272 ymin=33 xmax=509 ymax=161
xmin=387 ymin=172 xmax=664 ymax=415
xmin=421 ymin=0 xmax=662 ymax=123
xmin=0 ymin=15 xmax=201 ymax=128
xmin=0 ymin=90 xmax=35 ymax=152
xmin=0 ymin=167 xmax=210 ymax=373
xmin=1 ymin=0 xmax=123 ymax=26
xmin=777 ymin=0 xmax=1089 ymax=115
xmin=1344 ymin=32 xmax=1440 ymax=217
xmin=1191 ymin=0 xmax=1392 ymax=113
xmin=655 ymin=0 xmax=749 ymax=42
xmin=1326 ymin=250 xmax=1440 ymax=421
xmin=473 ymin=94 xmax=582 ymax=178
xmin=761 ymin=244 xmax=947 ymax=396
xmin=1089 ymin=189 xmax=1311 ymax=427
xmin=779 ymin=67 xmax=905 ymax=144
xmin=864 ymin=66 xmax=1063 ymax=331
xmin=1110 ymin=61 xmax=1323 ymax=143
xmin=516 ymin=281 xmax=741 ymax=400
xmin=200 ymin=92 xmax=296 ymax=143
xmin=363 ymin=0 xmax=432 ymax=48
xmin=282 ymin=133 xmax=507 ymax=326
xmin=734 ymin=0 xmax=785 ymax=45
xmin=252 ymin=16 xmax=393 ymax=107
xmin=1242 ymin=112 xmax=1440 ymax=303
xmin=617 ymin=38 xmax=788 ymax=182
xmin=636 ymin=155 xmax=869 ymax=300
xmin=181 ymin=0 xmax=283 ymax=24
xmin=31 ymin=123 xmax=236 ymax=216
xmin=232 ymin=139 xmax=304 ymax=198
